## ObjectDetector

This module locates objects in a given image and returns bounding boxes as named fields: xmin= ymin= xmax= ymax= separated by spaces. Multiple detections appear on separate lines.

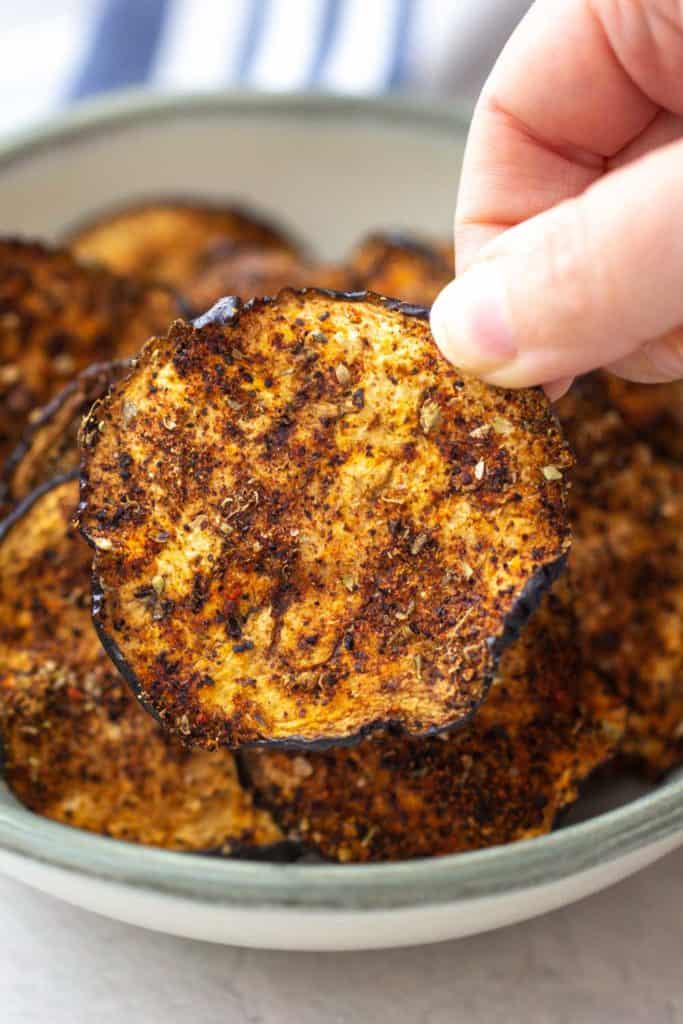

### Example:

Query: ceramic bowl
xmin=0 ymin=91 xmax=681 ymax=951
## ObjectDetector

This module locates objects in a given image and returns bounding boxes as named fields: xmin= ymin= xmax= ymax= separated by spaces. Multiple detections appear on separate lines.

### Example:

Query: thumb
xmin=431 ymin=138 xmax=683 ymax=387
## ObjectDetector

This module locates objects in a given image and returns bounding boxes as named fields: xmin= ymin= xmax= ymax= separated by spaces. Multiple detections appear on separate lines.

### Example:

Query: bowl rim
xmin=0 ymin=88 xmax=681 ymax=912
xmin=0 ymin=86 xmax=473 ymax=172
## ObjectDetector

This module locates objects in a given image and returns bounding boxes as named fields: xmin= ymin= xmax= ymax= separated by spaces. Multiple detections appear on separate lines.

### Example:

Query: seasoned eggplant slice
xmin=79 ymin=289 xmax=572 ymax=749
xmin=571 ymin=506 xmax=682 ymax=777
xmin=349 ymin=232 xmax=453 ymax=306
xmin=186 ymin=247 xmax=352 ymax=315
xmin=244 ymin=582 xmax=625 ymax=862
xmin=603 ymin=374 xmax=683 ymax=463
xmin=0 ymin=239 xmax=181 ymax=464
xmin=558 ymin=378 xmax=683 ymax=777
xmin=1 ymin=360 xmax=129 ymax=512
xmin=67 ymin=199 xmax=300 ymax=287
xmin=0 ymin=477 xmax=283 ymax=851
xmin=561 ymin=371 xmax=682 ymax=472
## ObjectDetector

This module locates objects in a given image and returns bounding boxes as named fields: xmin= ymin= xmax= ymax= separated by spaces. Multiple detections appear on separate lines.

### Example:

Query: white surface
xmin=3 ymin=848 xmax=682 ymax=1023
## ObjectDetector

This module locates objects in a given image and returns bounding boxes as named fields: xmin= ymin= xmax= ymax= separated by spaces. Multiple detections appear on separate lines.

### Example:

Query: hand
xmin=430 ymin=0 xmax=683 ymax=398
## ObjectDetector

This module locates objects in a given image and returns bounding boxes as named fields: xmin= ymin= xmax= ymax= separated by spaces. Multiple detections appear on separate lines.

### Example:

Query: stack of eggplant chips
xmin=1 ymin=198 xmax=678 ymax=860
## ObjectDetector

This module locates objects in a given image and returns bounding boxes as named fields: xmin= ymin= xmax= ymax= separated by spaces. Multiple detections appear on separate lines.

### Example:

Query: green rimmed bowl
xmin=0 ymin=90 xmax=680 ymax=950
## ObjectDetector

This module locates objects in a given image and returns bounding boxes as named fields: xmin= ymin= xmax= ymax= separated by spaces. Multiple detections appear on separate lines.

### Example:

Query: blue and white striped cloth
xmin=1 ymin=0 xmax=531 ymax=137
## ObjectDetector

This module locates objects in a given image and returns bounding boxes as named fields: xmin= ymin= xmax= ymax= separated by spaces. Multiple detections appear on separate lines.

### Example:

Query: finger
xmin=543 ymin=377 xmax=574 ymax=402
xmin=456 ymin=0 xmax=683 ymax=272
xmin=605 ymin=327 xmax=683 ymax=383
xmin=431 ymin=138 xmax=683 ymax=387
xmin=610 ymin=109 xmax=683 ymax=170
xmin=456 ymin=110 xmax=683 ymax=274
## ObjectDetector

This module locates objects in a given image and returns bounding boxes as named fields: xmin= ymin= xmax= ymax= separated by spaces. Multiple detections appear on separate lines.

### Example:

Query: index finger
xmin=455 ymin=0 xmax=672 ymax=272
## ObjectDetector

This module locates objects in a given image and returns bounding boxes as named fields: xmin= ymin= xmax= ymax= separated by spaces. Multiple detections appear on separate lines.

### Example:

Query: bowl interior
xmin=0 ymin=91 xmax=680 ymax=909
xmin=0 ymin=92 xmax=465 ymax=257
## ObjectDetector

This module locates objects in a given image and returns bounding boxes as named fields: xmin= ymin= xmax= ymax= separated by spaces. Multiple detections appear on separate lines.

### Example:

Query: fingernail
xmin=543 ymin=377 xmax=574 ymax=402
xmin=643 ymin=333 xmax=683 ymax=378
xmin=430 ymin=263 xmax=517 ymax=374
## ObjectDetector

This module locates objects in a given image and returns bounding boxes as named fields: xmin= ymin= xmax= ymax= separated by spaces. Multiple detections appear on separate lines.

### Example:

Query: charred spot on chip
xmin=0 ymin=360 xmax=130 ymax=513
xmin=0 ymin=475 xmax=284 ymax=851
xmin=65 ymin=198 xmax=301 ymax=289
xmin=349 ymin=232 xmax=453 ymax=306
xmin=557 ymin=375 xmax=683 ymax=778
xmin=242 ymin=580 xmax=625 ymax=861
xmin=0 ymin=239 xmax=181 ymax=466
xmin=185 ymin=246 xmax=352 ymax=316
xmin=79 ymin=288 xmax=572 ymax=750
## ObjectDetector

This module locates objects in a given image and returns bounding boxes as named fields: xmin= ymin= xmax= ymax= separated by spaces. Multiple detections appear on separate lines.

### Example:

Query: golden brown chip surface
xmin=67 ymin=199 xmax=300 ymax=288
xmin=186 ymin=247 xmax=352 ymax=315
xmin=79 ymin=289 xmax=572 ymax=749
xmin=558 ymin=376 xmax=683 ymax=777
xmin=244 ymin=582 xmax=624 ymax=862
xmin=0 ymin=360 xmax=129 ymax=513
xmin=0 ymin=477 xmax=283 ymax=851
xmin=349 ymin=232 xmax=453 ymax=306
xmin=0 ymin=239 xmax=181 ymax=465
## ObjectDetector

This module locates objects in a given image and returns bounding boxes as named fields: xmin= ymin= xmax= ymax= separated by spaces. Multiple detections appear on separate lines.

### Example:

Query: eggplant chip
xmin=67 ymin=198 xmax=300 ymax=288
xmin=558 ymin=377 xmax=683 ymax=777
xmin=243 ymin=582 xmax=625 ymax=862
xmin=603 ymin=374 xmax=683 ymax=463
xmin=0 ymin=239 xmax=181 ymax=464
xmin=79 ymin=289 xmax=572 ymax=749
xmin=1 ymin=360 xmax=129 ymax=512
xmin=0 ymin=477 xmax=283 ymax=852
xmin=349 ymin=232 xmax=453 ymax=306
xmin=571 ymin=507 xmax=682 ymax=778
xmin=186 ymin=247 xmax=352 ymax=316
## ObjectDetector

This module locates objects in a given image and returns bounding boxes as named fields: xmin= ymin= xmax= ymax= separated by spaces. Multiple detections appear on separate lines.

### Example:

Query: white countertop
xmin=3 ymin=846 xmax=682 ymax=1024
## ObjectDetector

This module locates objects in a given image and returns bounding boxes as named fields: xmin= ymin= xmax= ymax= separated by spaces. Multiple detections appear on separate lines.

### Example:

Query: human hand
xmin=430 ymin=0 xmax=683 ymax=399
